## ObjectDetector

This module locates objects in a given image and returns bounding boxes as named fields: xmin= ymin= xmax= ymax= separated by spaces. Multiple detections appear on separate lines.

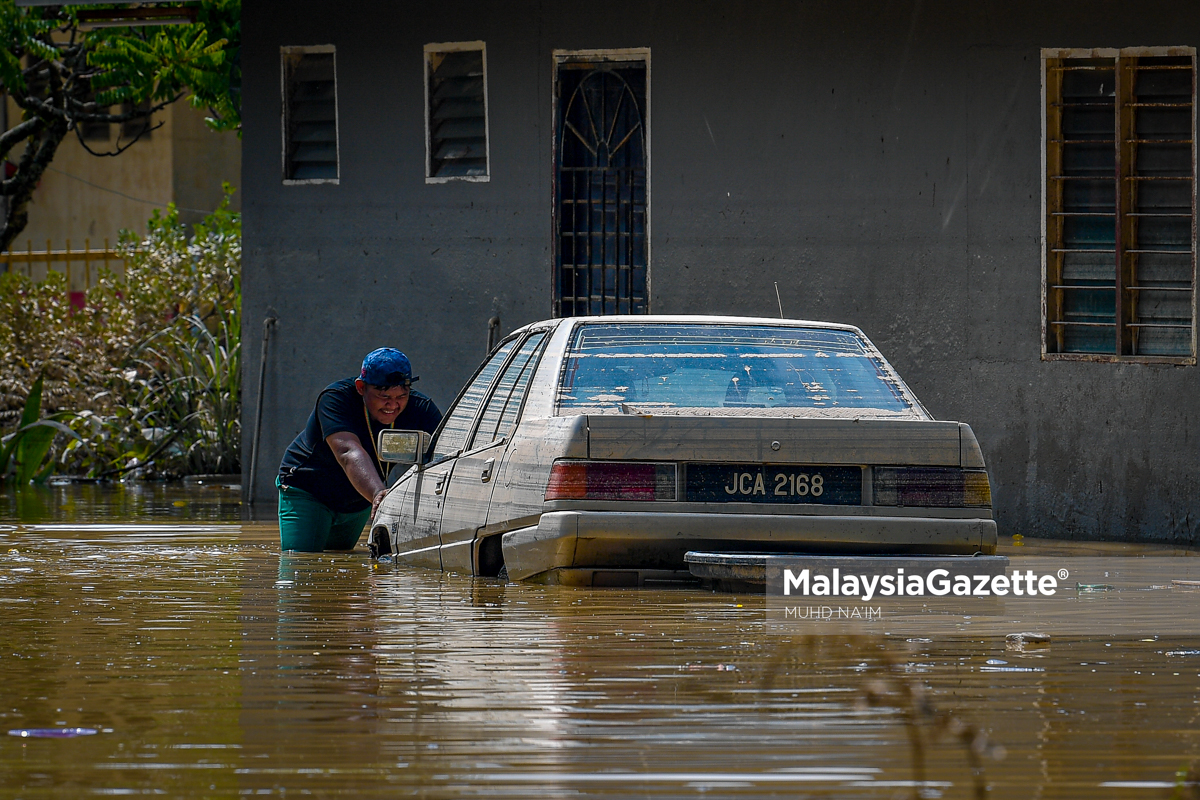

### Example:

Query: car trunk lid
xmin=586 ymin=414 xmax=967 ymax=467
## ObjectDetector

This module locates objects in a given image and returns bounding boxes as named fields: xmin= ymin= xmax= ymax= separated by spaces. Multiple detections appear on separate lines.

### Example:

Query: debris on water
xmin=8 ymin=728 xmax=98 ymax=738
xmin=1171 ymin=580 xmax=1200 ymax=588
xmin=682 ymin=663 xmax=738 ymax=671
xmin=981 ymin=665 xmax=1045 ymax=673
xmin=172 ymin=501 xmax=187 ymax=507
xmin=1006 ymin=632 xmax=1050 ymax=651
xmin=1166 ymin=650 xmax=1200 ymax=657
xmin=1076 ymin=583 xmax=1114 ymax=591
xmin=986 ymin=659 xmax=1008 ymax=665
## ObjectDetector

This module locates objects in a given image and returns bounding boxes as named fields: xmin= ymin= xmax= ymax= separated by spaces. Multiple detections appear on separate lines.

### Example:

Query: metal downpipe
xmin=247 ymin=314 xmax=277 ymax=507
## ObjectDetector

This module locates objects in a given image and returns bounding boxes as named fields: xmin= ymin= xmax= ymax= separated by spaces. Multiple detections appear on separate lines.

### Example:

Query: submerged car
xmin=369 ymin=316 xmax=996 ymax=586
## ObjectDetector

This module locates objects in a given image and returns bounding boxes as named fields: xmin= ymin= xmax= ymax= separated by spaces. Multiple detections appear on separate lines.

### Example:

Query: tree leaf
xmin=7 ymin=419 xmax=80 ymax=485
xmin=13 ymin=424 xmax=54 ymax=484
xmin=18 ymin=374 xmax=44 ymax=431
xmin=0 ymin=374 xmax=45 ymax=476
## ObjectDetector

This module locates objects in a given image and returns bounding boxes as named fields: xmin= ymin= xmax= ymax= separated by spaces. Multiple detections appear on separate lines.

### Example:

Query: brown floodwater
xmin=1 ymin=484 xmax=1199 ymax=798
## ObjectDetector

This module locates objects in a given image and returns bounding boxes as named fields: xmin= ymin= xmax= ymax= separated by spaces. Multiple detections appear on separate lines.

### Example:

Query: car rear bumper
xmin=501 ymin=510 xmax=998 ymax=581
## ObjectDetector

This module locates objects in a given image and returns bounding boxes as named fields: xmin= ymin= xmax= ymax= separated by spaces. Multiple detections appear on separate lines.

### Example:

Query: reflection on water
xmin=0 ymin=481 xmax=244 ymax=523
xmin=1 ymin=491 xmax=1198 ymax=797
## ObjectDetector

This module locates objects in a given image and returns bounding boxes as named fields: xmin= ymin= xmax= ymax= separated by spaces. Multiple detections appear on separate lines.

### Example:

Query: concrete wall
xmin=241 ymin=0 xmax=1200 ymax=543
xmin=171 ymin=103 xmax=244 ymax=229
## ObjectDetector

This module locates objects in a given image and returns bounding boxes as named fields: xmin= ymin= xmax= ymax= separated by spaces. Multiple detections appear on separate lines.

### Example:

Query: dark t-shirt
xmin=278 ymin=378 xmax=442 ymax=513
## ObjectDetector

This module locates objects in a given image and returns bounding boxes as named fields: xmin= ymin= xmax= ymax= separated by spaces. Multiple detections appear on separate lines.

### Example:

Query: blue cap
xmin=360 ymin=348 xmax=416 ymax=388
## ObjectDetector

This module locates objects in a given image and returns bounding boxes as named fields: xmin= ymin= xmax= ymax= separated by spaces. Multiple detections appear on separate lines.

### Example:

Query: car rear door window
xmin=468 ymin=332 xmax=548 ymax=450
xmin=432 ymin=339 xmax=517 ymax=460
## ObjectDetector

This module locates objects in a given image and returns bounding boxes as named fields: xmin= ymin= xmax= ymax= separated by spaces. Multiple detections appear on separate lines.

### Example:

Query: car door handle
xmin=480 ymin=458 xmax=495 ymax=483
xmin=434 ymin=472 xmax=448 ymax=495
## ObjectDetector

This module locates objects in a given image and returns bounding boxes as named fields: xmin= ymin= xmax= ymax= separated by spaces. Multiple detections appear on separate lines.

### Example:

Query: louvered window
xmin=79 ymin=83 xmax=110 ymax=142
xmin=1044 ymin=48 xmax=1196 ymax=362
xmin=282 ymin=46 xmax=339 ymax=184
xmin=425 ymin=42 xmax=489 ymax=182
xmin=80 ymin=112 xmax=110 ymax=142
xmin=120 ymin=100 xmax=151 ymax=141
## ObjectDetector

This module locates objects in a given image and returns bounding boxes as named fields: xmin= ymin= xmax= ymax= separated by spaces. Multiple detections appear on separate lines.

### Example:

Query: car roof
xmin=510 ymin=315 xmax=867 ymax=336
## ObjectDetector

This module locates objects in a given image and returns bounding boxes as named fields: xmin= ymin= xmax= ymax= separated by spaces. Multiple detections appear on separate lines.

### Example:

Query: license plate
xmin=685 ymin=464 xmax=862 ymax=505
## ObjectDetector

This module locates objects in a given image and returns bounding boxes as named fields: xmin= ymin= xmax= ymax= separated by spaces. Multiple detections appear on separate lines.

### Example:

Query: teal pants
xmin=277 ymin=477 xmax=371 ymax=552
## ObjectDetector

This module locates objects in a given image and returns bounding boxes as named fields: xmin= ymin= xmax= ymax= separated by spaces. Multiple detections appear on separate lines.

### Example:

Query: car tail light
xmin=545 ymin=460 xmax=677 ymax=501
xmin=873 ymin=467 xmax=991 ymax=508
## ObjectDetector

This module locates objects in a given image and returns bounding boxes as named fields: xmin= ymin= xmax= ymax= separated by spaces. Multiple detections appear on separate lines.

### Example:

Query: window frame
xmin=424 ymin=40 xmax=490 ymax=184
xmin=553 ymin=322 xmax=927 ymax=417
xmin=427 ymin=335 xmax=529 ymax=464
xmin=80 ymin=116 xmax=111 ymax=143
xmin=551 ymin=48 xmax=652 ymax=317
xmin=466 ymin=331 xmax=550 ymax=451
xmin=280 ymin=44 xmax=340 ymax=186
xmin=80 ymin=95 xmax=111 ymax=142
xmin=119 ymin=100 xmax=151 ymax=142
xmin=1041 ymin=46 xmax=1197 ymax=365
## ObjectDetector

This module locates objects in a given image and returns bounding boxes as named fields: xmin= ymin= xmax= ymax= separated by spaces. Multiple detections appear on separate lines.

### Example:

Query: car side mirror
xmin=377 ymin=429 xmax=432 ymax=469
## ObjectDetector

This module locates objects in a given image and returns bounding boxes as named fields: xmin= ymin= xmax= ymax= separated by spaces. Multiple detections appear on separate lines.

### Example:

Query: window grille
xmin=281 ymin=46 xmax=338 ymax=183
xmin=554 ymin=54 xmax=649 ymax=317
xmin=425 ymin=42 xmax=488 ymax=182
xmin=1044 ymin=48 xmax=1196 ymax=362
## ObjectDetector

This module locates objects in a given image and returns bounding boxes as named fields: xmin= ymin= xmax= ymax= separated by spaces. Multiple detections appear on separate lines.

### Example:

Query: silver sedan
xmin=370 ymin=316 xmax=996 ymax=586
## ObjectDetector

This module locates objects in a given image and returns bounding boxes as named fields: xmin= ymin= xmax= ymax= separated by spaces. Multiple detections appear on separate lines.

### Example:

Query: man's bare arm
xmin=325 ymin=431 xmax=387 ymax=516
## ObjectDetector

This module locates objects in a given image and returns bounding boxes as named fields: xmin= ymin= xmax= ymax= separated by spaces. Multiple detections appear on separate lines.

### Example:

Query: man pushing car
xmin=276 ymin=348 xmax=442 ymax=551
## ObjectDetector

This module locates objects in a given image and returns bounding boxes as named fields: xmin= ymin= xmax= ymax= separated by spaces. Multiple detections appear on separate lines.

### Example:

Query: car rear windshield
xmin=556 ymin=323 xmax=919 ymax=415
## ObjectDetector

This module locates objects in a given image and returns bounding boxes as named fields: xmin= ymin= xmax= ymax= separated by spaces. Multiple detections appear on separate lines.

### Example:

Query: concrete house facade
xmin=241 ymin=1 xmax=1199 ymax=543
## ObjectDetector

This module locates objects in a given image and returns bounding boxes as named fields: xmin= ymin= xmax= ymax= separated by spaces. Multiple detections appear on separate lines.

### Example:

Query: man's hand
xmin=326 ymin=431 xmax=387 ymax=508
xmin=371 ymin=487 xmax=388 ymax=520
